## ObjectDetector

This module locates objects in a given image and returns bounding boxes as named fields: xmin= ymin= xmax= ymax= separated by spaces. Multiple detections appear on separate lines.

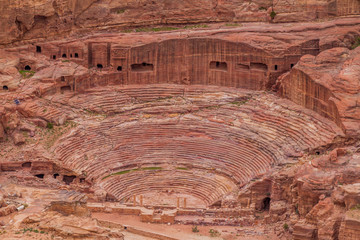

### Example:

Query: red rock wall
xmin=48 ymin=38 xmax=318 ymax=91
xmin=279 ymin=69 xmax=343 ymax=130
xmin=1 ymin=0 xmax=359 ymax=45
xmin=337 ymin=0 xmax=360 ymax=15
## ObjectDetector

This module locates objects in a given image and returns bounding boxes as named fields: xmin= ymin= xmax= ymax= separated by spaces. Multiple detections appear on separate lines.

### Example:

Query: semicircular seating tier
xmin=53 ymin=85 xmax=343 ymax=206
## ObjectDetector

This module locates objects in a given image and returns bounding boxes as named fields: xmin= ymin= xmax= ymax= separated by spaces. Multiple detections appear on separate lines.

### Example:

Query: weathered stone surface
xmin=279 ymin=47 xmax=360 ymax=137
xmin=293 ymin=221 xmax=318 ymax=240
xmin=341 ymin=183 xmax=360 ymax=210
xmin=11 ymin=130 xmax=25 ymax=145
xmin=0 ymin=4 xmax=359 ymax=240
xmin=1 ymin=0 xmax=359 ymax=45
xmin=339 ymin=210 xmax=360 ymax=240
xmin=48 ymin=201 xmax=90 ymax=217
xmin=0 ymin=123 xmax=5 ymax=142
xmin=22 ymin=211 xmax=124 ymax=239
xmin=0 ymin=204 xmax=17 ymax=217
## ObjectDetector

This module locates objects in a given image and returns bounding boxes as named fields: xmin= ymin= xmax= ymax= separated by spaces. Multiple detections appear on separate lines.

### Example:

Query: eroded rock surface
xmin=0 ymin=3 xmax=359 ymax=240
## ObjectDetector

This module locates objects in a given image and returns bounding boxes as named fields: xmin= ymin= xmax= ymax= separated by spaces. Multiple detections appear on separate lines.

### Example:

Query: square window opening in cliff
xmin=274 ymin=65 xmax=278 ymax=71
xmin=210 ymin=61 xmax=228 ymax=71
xmin=24 ymin=65 xmax=31 ymax=71
xmin=97 ymin=64 xmax=103 ymax=69
xmin=70 ymin=54 xmax=73 ymax=58
xmin=117 ymin=66 xmax=123 ymax=71
xmin=250 ymin=62 xmax=268 ymax=71
xmin=3 ymin=86 xmax=8 ymax=90
xmin=75 ymin=53 xmax=79 ymax=58
xmin=52 ymin=55 xmax=56 ymax=60
xmin=36 ymin=46 xmax=41 ymax=53
xmin=53 ymin=173 xmax=59 ymax=179
xmin=291 ymin=64 xmax=294 ymax=68
xmin=62 ymin=54 xmax=67 ymax=58
xmin=131 ymin=63 xmax=154 ymax=72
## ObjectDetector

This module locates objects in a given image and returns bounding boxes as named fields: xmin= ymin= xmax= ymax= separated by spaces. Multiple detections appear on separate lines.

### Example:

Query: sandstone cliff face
xmin=279 ymin=47 xmax=360 ymax=138
xmin=1 ymin=0 xmax=359 ymax=45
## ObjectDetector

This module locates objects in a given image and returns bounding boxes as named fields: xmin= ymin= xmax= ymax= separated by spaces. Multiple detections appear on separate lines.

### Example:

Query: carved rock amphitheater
xmin=0 ymin=1 xmax=360 ymax=239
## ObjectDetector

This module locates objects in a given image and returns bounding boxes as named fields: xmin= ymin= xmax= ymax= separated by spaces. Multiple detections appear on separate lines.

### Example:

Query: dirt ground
xmin=93 ymin=213 xmax=278 ymax=240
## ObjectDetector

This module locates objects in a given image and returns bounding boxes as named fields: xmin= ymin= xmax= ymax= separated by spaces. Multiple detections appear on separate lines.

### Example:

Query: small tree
xmin=270 ymin=0 xmax=294 ymax=20
xmin=283 ymin=223 xmax=289 ymax=231
xmin=46 ymin=122 xmax=54 ymax=129
xmin=192 ymin=226 xmax=199 ymax=233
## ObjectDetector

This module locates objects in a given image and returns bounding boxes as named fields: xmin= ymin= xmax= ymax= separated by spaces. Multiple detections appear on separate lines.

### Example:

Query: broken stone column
xmin=140 ymin=195 xmax=143 ymax=206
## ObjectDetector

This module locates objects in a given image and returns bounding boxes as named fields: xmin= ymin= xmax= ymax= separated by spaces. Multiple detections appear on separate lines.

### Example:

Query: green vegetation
xmin=62 ymin=60 xmax=70 ymax=63
xmin=22 ymin=228 xmax=45 ymax=234
xmin=351 ymin=37 xmax=360 ymax=49
xmin=19 ymin=70 xmax=35 ymax=79
xmin=229 ymin=100 xmax=248 ymax=106
xmin=135 ymin=26 xmax=179 ymax=32
xmin=283 ymin=223 xmax=289 ymax=231
xmin=270 ymin=11 xmax=277 ymax=19
xmin=177 ymin=167 xmax=188 ymax=171
xmin=41 ymin=121 xmax=78 ymax=149
xmin=102 ymin=167 xmax=163 ymax=180
xmin=121 ymin=29 xmax=133 ymax=33
xmin=192 ymin=226 xmax=199 ymax=233
xmin=295 ymin=204 xmax=299 ymax=215
xmin=350 ymin=204 xmax=360 ymax=210
xmin=209 ymin=229 xmax=220 ymax=237
xmin=205 ymin=105 xmax=221 ymax=110
xmin=183 ymin=24 xmax=209 ymax=29
xmin=83 ymin=109 xmax=107 ymax=118
xmin=117 ymin=9 xmax=126 ymax=14
xmin=259 ymin=7 xmax=267 ymax=11
xmin=46 ymin=122 xmax=54 ymax=129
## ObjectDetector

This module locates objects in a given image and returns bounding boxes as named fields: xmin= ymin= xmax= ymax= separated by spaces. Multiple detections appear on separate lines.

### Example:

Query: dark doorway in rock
xmin=3 ymin=86 xmax=8 ymax=90
xmin=261 ymin=197 xmax=271 ymax=211
xmin=53 ymin=173 xmax=59 ymax=179
xmin=22 ymin=162 xmax=32 ymax=168
xmin=61 ymin=76 xmax=65 ymax=82
xmin=274 ymin=65 xmax=278 ymax=71
xmin=61 ymin=86 xmax=71 ymax=92
xmin=74 ymin=53 xmax=79 ymax=58
xmin=53 ymin=55 xmax=56 ymax=60
xmin=62 ymin=54 xmax=67 ymax=58
xmin=210 ymin=61 xmax=227 ymax=71
xmin=36 ymin=46 xmax=41 ymax=53
xmin=131 ymin=63 xmax=154 ymax=72
xmin=117 ymin=66 xmax=122 ymax=71
xmin=24 ymin=65 xmax=31 ymax=71
xmin=97 ymin=64 xmax=103 ymax=69
xmin=63 ymin=175 xmax=76 ymax=185
xmin=291 ymin=64 xmax=294 ymax=68
xmin=70 ymin=54 xmax=73 ymax=58
xmin=35 ymin=174 xmax=44 ymax=179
